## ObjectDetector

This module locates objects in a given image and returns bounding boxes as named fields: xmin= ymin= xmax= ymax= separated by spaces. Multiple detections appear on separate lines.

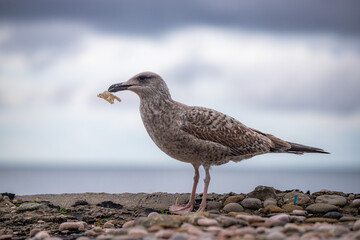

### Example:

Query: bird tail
xmin=285 ymin=142 xmax=330 ymax=154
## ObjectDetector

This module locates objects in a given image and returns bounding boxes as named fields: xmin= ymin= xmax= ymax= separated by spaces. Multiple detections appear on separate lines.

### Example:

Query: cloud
xmin=1 ymin=0 xmax=360 ymax=37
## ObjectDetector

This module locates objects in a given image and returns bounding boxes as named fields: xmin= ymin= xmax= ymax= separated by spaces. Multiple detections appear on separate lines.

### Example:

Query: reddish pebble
xmin=155 ymin=229 xmax=176 ymax=238
xmin=351 ymin=199 xmax=360 ymax=208
xmin=104 ymin=221 xmax=114 ymax=228
xmin=122 ymin=220 xmax=135 ymax=228
xmin=128 ymin=227 xmax=148 ymax=237
xmin=148 ymin=211 xmax=160 ymax=218
xmin=197 ymin=218 xmax=218 ymax=226
xmin=29 ymin=228 xmax=41 ymax=238
xmin=235 ymin=227 xmax=256 ymax=236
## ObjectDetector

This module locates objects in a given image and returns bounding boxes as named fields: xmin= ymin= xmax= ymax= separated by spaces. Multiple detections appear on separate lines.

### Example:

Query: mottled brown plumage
xmin=108 ymin=71 xmax=329 ymax=214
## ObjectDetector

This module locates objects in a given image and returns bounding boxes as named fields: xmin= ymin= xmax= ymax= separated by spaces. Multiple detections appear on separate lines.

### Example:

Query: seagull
xmin=108 ymin=71 xmax=329 ymax=214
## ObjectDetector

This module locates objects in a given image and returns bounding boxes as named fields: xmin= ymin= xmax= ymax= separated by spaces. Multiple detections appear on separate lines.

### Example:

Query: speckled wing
xmin=180 ymin=107 xmax=275 ymax=156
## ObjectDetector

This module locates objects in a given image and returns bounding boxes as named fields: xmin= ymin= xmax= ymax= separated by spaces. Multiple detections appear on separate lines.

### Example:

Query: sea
xmin=0 ymin=167 xmax=359 ymax=195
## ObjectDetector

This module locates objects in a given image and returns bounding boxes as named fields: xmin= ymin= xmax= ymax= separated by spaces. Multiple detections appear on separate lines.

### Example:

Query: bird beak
xmin=108 ymin=82 xmax=133 ymax=92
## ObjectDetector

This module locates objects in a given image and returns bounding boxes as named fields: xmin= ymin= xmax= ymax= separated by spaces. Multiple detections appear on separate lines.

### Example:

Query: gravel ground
xmin=1 ymin=186 xmax=360 ymax=240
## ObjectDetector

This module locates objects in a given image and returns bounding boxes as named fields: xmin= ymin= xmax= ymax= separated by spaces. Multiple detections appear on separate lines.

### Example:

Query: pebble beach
xmin=1 ymin=186 xmax=360 ymax=240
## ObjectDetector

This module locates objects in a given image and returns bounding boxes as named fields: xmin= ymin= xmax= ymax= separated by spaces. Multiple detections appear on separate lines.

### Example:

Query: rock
xmin=289 ymin=215 xmax=306 ymax=223
xmin=103 ymin=221 xmax=114 ymax=228
xmin=264 ymin=205 xmax=286 ymax=214
xmin=169 ymin=233 xmax=188 ymax=240
xmin=354 ymin=219 xmax=360 ymax=231
xmin=283 ymin=223 xmax=306 ymax=233
xmin=267 ymin=231 xmax=286 ymax=240
xmin=33 ymin=231 xmax=50 ymax=240
xmin=206 ymin=201 xmax=222 ymax=210
xmin=340 ymin=216 xmax=358 ymax=222
xmin=214 ymin=216 xmax=242 ymax=227
xmin=76 ymin=237 xmax=90 ymax=240
xmin=323 ymin=211 xmax=342 ymax=219
xmin=128 ymin=227 xmax=148 ymax=237
xmin=306 ymin=203 xmax=338 ymax=213
xmin=315 ymin=195 xmax=347 ymax=206
xmin=223 ymin=202 xmax=244 ymax=212
xmin=17 ymin=203 xmax=45 ymax=212
xmin=283 ymin=191 xmax=310 ymax=206
xmin=59 ymin=221 xmax=87 ymax=232
xmin=264 ymin=198 xmax=277 ymax=207
xmin=247 ymin=186 xmax=277 ymax=201
xmin=30 ymin=228 xmax=41 ymax=238
xmin=223 ymin=195 xmax=245 ymax=205
xmin=235 ymin=227 xmax=256 ymax=236
xmin=241 ymin=198 xmax=262 ymax=210
xmin=304 ymin=217 xmax=338 ymax=223
xmin=123 ymin=220 xmax=135 ymax=228
xmin=291 ymin=210 xmax=307 ymax=216
xmin=235 ymin=214 xmax=265 ymax=224
xmin=270 ymin=214 xmax=290 ymax=224
xmin=281 ymin=203 xmax=303 ymax=212
xmin=138 ymin=215 xmax=182 ymax=228
xmin=148 ymin=212 xmax=160 ymax=218
xmin=197 ymin=218 xmax=218 ymax=226
xmin=351 ymin=199 xmax=360 ymax=208
xmin=0 ymin=236 xmax=12 ymax=240
xmin=155 ymin=229 xmax=176 ymax=238
xmin=204 ymin=226 xmax=223 ymax=234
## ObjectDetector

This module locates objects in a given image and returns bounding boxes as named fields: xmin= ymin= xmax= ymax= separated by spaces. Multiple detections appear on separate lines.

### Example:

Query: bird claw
xmin=169 ymin=204 xmax=194 ymax=215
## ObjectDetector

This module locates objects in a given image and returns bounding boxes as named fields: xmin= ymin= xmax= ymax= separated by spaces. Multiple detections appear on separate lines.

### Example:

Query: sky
xmin=0 ymin=0 xmax=359 ymax=171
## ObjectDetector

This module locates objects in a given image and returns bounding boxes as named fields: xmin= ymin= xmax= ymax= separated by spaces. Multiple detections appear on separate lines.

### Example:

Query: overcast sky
xmin=0 ymin=0 xmax=359 ymax=170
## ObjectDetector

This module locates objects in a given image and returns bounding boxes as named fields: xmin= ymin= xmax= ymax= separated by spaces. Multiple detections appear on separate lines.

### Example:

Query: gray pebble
xmin=264 ymin=198 xmax=277 ymax=207
xmin=206 ymin=201 xmax=222 ymax=210
xmin=223 ymin=202 xmax=244 ymax=212
xmin=315 ymin=195 xmax=347 ymax=206
xmin=170 ymin=233 xmax=188 ymax=240
xmin=241 ymin=198 xmax=262 ymax=210
xmin=305 ymin=203 xmax=338 ymax=213
xmin=323 ymin=211 xmax=342 ymax=219
xmin=17 ymin=203 xmax=45 ymax=212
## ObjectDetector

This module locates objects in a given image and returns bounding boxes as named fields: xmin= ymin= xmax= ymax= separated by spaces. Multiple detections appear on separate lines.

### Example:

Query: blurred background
xmin=0 ymin=0 xmax=359 ymax=195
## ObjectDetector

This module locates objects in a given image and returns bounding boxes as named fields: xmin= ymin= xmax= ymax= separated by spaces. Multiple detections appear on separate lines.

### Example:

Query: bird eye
xmin=138 ymin=75 xmax=152 ymax=81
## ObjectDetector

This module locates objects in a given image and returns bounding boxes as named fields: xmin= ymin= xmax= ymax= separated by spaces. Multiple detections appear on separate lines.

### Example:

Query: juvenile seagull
xmin=108 ymin=72 xmax=329 ymax=214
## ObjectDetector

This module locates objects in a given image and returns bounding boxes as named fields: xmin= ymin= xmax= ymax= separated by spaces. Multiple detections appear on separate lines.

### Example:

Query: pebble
xmin=30 ymin=228 xmax=41 ymax=238
xmin=323 ymin=211 xmax=342 ymax=219
xmin=247 ymin=185 xmax=277 ymax=201
xmin=204 ymin=226 xmax=223 ymax=234
xmin=283 ymin=191 xmax=310 ymax=206
xmin=270 ymin=214 xmax=290 ymax=224
xmin=214 ymin=216 xmax=240 ymax=227
xmin=304 ymin=217 xmax=338 ymax=223
xmin=224 ymin=195 xmax=245 ymax=205
xmin=155 ymin=229 xmax=176 ymax=238
xmin=223 ymin=202 xmax=244 ymax=212
xmin=235 ymin=214 xmax=265 ymax=224
xmin=353 ymin=219 xmax=360 ymax=231
xmin=103 ymin=221 xmax=114 ymax=228
xmin=169 ymin=233 xmax=188 ymax=240
xmin=140 ymin=215 xmax=182 ymax=228
xmin=351 ymin=199 xmax=360 ymax=208
xmin=59 ymin=222 xmax=87 ymax=232
xmin=264 ymin=205 xmax=286 ymax=213
xmin=283 ymin=223 xmax=305 ymax=233
xmin=235 ymin=227 xmax=256 ymax=236
xmin=281 ymin=203 xmax=303 ymax=212
xmin=197 ymin=218 xmax=218 ymax=226
xmin=123 ymin=220 xmax=135 ymax=228
xmin=305 ymin=203 xmax=338 ymax=213
xmin=241 ymin=198 xmax=262 ymax=210
xmin=315 ymin=194 xmax=347 ymax=206
xmin=267 ymin=231 xmax=286 ymax=240
xmin=291 ymin=210 xmax=307 ymax=216
xmin=148 ymin=212 xmax=160 ymax=218
xmin=0 ymin=235 xmax=12 ymax=240
xmin=289 ymin=215 xmax=306 ymax=223
xmin=33 ymin=231 xmax=50 ymax=240
xmin=206 ymin=201 xmax=222 ymax=210
xmin=128 ymin=227 xmax=148 ymax=237
xmin=264 ymin=198 xmax=277 ymax=207
xmin=17 ymin=203 xmax=45 ymax=212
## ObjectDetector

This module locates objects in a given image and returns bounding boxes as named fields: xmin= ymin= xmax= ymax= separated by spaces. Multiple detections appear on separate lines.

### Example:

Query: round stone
xmin=264 ymin=205 xmax=286 ymax=214
xmin=197 ymin=218 xmax=218 ymax=226
xmin=128 ymin=227 xmax=148 ymax=237
xmin=351 ymin=199 xmax=360 ymax=208
xmin=206 ymin=201 xmax=222 ymax=210
xmin=283 ymin=191 xmax=310 ymax=206
xmin=323 ymin=211 xmax=342 ymax=219
xmin=354 ymin=219 xmax=360 ymax=231
xmin=241 ymin=198 xmax=262 ymax=210
xmin=224 ymin=195 xmax=245 ymax=205
xmin=223 ymin=202 xmax=244 ymax=213
xmin=267 ymin=231 xmax=286 ymax=240
xmin=315 ymin=195 xmax=347 ymax=206
xmin=264 ymin=198 xmax=277 ymax=207
xmin=17 ymin=203 xmax=45 ymax=212
xmin=148 ymin=212 xmax=160 ymax=218
xmin=247 ymin=185 xmax=277 ymax=201
xmin=305 ymin=203 xmax=338 ymax=213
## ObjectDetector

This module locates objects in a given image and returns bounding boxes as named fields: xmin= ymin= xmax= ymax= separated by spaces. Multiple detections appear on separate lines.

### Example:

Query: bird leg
xmin=196 ymin=166 xmax=211 ymax=212
xmin=169 ymin=164 xmax=199 ymax=214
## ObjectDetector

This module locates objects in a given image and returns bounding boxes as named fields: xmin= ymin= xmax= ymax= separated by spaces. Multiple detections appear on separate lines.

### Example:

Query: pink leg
xmin=170 ymin=164 xmax=199 ymax=214
xmin=197 ymin=166 xmax=210 ymax=212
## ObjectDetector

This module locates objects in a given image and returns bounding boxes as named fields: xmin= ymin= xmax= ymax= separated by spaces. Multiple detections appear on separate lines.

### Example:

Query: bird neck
xmin=139 ymin=93 xmax=174 ymax=112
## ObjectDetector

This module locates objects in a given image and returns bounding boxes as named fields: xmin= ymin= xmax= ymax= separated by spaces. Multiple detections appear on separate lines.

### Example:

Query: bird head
xmin=108 ymin=72 xmax=171 ymax=100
